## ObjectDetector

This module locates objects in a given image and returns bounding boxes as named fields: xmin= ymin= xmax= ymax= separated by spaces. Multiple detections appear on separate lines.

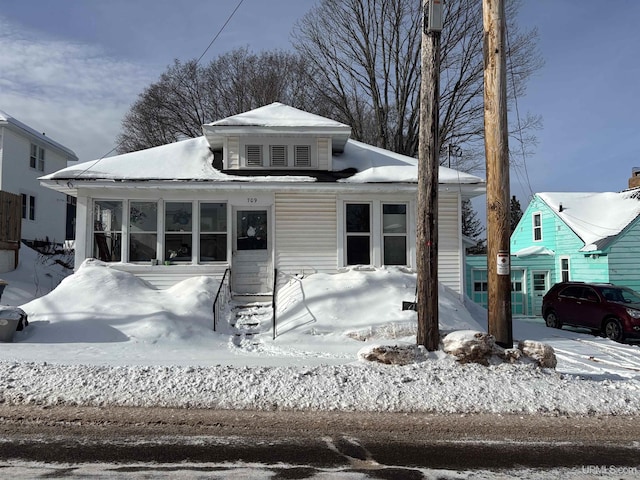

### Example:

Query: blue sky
xmin=1 ymin=0 xmax=639 ymax=215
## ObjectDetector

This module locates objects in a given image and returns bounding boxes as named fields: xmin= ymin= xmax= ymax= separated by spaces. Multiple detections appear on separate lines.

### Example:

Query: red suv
xmin=542 ymin=282 xmax=640 ymax=343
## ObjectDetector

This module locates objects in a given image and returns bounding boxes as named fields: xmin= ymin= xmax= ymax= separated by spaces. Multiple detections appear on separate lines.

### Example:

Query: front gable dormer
xmin=202 ymin=103 xmax=351 ymax=172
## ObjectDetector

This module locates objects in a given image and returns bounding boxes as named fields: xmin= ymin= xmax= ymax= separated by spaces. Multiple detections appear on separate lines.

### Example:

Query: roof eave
xmin=41 ymin=177 xmax=485 ymax=197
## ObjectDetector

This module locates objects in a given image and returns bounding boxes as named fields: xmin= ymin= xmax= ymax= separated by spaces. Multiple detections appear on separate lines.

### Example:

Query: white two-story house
xmin=0 ymin=110 xmax=78 ymax=244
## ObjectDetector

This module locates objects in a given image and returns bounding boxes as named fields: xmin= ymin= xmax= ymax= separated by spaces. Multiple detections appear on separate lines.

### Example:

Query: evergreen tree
xmin=510 ymin=195 xmax=524 ymax=234
xmin=461 ymin=199 xmax=486 ymax=253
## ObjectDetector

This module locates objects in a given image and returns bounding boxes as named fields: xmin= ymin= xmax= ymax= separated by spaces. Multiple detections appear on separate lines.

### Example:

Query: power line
xmin=505 ymin=19 xmax=534 ymax=200
xmin=71 ymin=0 xmax=246 ymax=180
xmin=196 ymin=0 xmax=246 ymax=65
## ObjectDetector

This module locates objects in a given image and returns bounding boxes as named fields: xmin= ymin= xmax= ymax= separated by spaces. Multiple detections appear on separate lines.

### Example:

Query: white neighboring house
xmin=40 ymin=103 xmax=485 ymax=299
xmin=0 ymin=109 xmax=78 ymax=248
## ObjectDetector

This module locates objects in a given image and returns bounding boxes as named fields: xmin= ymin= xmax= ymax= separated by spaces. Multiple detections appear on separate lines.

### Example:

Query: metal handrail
xmin=213 ymin=268 xmax=230 ymax=331
xmin=272 ymin=268 xmax=278 ymax=340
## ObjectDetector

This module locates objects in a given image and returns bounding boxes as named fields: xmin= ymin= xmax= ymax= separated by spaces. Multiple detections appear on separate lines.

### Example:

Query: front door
xmin=531 ymin=271 xmax=549 ymax=316
xmin=232 ymin=209 xmax=272 ymax=294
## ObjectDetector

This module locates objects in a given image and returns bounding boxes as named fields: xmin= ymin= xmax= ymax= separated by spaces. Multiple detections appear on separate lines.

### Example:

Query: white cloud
xmin=0 ymin=16 xmax=157 ymax=161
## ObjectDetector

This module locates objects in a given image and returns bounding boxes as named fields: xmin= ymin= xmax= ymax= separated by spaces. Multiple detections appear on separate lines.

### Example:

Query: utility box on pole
xmin=427 ymin=0 xmax=444 ymax=32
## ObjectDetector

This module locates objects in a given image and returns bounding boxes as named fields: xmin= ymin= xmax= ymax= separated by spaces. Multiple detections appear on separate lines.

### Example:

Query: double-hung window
xmin=200 ymin=202 xmax=227 ymax=262
xmin=345 ymin=203 xmax=371 ymax=265
xmin=129 ymin=202 xmax=158 ymax=262
xmin=560 ymin=257 xmax=570 ymax=282
xmin=382 ymin=203 xmax=407 ymax=265
xmin=533 ymin=212 xmax=542 ymax=241
xmin=30 ymin=144 xmax=45 ymax=171
xmin=93 ymin=200 xmax=122 ymax=261
xmin=165 ymin=202 xmax=192 ymax=262
xmin=21 ymin=194 xmax=36 ymax=221
xmin=93 ymin=200 xmax=229 ymax=264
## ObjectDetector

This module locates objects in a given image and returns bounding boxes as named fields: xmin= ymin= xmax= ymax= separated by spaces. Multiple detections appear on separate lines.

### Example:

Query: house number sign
xmin=247 ymin=197 xmax=258 ymax=204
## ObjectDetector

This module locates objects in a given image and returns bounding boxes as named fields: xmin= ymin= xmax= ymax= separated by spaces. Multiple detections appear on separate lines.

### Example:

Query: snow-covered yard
xmin=1 ymin=246 xmax=640 ymax=415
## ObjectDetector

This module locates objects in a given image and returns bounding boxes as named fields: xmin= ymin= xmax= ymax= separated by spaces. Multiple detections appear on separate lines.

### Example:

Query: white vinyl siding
xmin=437 ymin=192 xmax=462 ymax=294
xmin=226 ymin=137 xmax=240 ymax=169
xmin=275 ymin=193 xmax=337 ymax=274
xmin=317 ymin=138 xmax=330 ymax=170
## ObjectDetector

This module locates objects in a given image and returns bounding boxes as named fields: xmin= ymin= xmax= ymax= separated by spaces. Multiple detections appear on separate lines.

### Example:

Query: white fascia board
xmin=203 ymin=125 xmax=351 ymax=151
xmin=41 ymin=178 xmax=485 ymax=198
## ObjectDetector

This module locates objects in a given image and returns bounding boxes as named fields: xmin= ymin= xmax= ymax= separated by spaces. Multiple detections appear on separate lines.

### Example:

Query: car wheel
xmin=544 ymin=310 xmax=562 ymax=329
xmin=603 ymin=318 xmax=625 ymax=343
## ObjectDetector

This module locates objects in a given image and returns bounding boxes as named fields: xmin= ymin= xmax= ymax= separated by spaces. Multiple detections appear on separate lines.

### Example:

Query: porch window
xmin=346 ymin=203 xmax=371 ymax=265
xmin=200 ymin=202 xmax=227 ymax=261
xmin=472 ymin=269 xmax=489 ymax=308
xmin=382 ymin=203 xmax=407 ymax=265
xmin=93 ymin=200 xmax=122 ymax=262
xmin=533 ymin=212 xmax=542 ymax=241
xmin=129 ymin=201 xmax=157 ymax=262
xmin=165 ymin=202 xmax=192 ymax=262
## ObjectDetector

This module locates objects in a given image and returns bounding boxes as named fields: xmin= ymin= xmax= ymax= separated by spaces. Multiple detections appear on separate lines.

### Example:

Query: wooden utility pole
xmin=417 ymin=0 xmax=443 ymax=351
xmin=483 ymin=0 xmax=512 ymax=347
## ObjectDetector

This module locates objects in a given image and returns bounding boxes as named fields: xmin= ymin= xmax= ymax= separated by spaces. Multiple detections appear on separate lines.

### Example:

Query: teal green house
xmin=466 ymin=190 xmax=640 ymax=316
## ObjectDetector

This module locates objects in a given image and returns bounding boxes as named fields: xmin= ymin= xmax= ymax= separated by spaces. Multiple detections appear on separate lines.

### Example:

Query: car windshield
xmin=601 ymin=287 xmax=640 ymax=304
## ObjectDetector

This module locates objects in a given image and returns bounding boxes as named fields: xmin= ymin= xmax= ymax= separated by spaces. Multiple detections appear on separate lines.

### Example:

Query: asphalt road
xmin=1 ymin=405 xmax=639 ymax=472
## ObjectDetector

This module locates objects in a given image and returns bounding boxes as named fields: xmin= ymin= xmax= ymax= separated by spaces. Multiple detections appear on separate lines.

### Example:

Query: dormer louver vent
xmin=270 ymin=145 xmax=287 ymax=167
xmin=246 ymin=144 xmax=263 ymax=167
xmin=294 ymin=145 xmax=311 ymax=167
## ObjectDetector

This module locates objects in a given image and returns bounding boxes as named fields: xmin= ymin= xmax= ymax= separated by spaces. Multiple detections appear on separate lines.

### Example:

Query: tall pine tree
xmin=462 ymin=199 xmax=486 ymax=254
xmin=510 ymin=195 xmax=524 ymax=234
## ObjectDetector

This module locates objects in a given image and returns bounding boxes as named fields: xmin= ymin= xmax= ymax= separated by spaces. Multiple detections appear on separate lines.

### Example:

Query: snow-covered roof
xmin=538 ymin=190 xmax=640 ymax=251
xmin=203 ymin=103 xmax=352 ymax=151
xmin=41 ymin=135 xmax=485 ymax=192
xmin=336 ymin=139 xmax=483 ymax=185
xmin=207 ymin=102 xmax=349 ymax=129
xmin=512 ymin=246 xmax=555 ymax=257
xmin=0 ymin=109 xmax=78 ymax=161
